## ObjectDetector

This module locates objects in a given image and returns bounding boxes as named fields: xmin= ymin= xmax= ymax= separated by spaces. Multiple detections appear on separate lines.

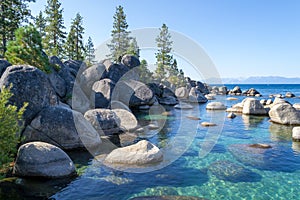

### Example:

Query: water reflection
xmin=269 ymin=123 xmax=293 ymax=142
xmin=242 ymin=115 xmax=265 ymax=130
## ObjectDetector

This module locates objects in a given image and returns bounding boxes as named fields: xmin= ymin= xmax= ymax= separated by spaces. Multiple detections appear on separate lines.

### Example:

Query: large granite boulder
xmin=13 ymin=142 xmax=76 ymax=178
xmin=103 ymin=63 xmax=130 ymax=83
xmin=91 ymin=78 xmax=115 ymax=108
xmin=84 ymin=109 xmax=121 ymax=136
xmin=112 ymin=80 xmax=154 ymax=108
xmin=0 ymin=59 xmax=11 ymax=77
xmin=112 ymin=109 xmax=138 ymax=131
xmin=147 ymin=83 xmax=163 ymax=97
xmin=243 ymin=88 xmax=261 ymax=96
xmin=64 ymin=60 xmax=87 ymax=75
xmin=208 ymin=160 xmax=261 ymax=182
xmin=285 ymin=92 xmax=295 ymax=98
xmin=269 ymin=103 xmax=300 ymax=125
xmin=196 ymin=81 xmax=209 ymax=94
xmin=206 ymin=102 xmax=226 ymax=110
xmin=0 ymin=65 xmax=58 ymax=125
xmin=22 ymin=106 xmax=101 ymax=150
xmin=48 ymin=68 xmax=67 ymax=98
xmin=188 ymin=87 xmax=207 ymax=103
xmin=121 ymin=55 xmax=140 ymax=69
xmin=229 ymin=86 xmax=242 ymax=95
xmin=242 ymin=98 xmax=267 ymax=115
xmin=175 ymin=87 xmax=189 ymax=99
xmin=50 ymin=56 xmax=75 ymax=96
xmin=79 ymin=63 xmax=106 ymax=97
xmin=104 ymin=140 xmax=163 ymax=165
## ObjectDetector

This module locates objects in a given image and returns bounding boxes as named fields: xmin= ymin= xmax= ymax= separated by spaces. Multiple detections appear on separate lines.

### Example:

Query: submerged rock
xmin=130 ymin=196 xmax=206 ymax=200
xmin=228 ymin=143 xmax=300 ymax=172
xmin=201 ymin=122 xmax=217 ymax=127
xmin=104 ymin=140 xmax=163 ymax=166
xmin=13 ymin=142 xmax=76 ymax=178
xmin=208 ymin=160 xmax=261 ymax=182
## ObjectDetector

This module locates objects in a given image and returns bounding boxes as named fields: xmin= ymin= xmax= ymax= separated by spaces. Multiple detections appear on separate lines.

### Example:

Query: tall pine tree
xmin=85 ymin=36 xmax=96 ymax=66
xmin=44 ymin=0 xmax=66 ymax=58
xmin=107 ymin=5 xmax=131 ymax=62
xmin=154 ymin=23 xmax=173 ymax=81
xmin=65 ymin=13 xmax=85 ymax=60
xmin=34 ymin=11 xmax=46 ymax=39
xmin=0 ymin=0 xmax=34 ymax=57
xmin=127 ymin=38 xmax=140 ymax=58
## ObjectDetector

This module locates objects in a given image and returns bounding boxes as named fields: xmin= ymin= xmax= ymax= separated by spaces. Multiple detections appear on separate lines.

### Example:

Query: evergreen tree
xmin=85 ymin=36 xmax=96 ymax=66
xmin=107 ymin=5 xmax=131 ymax=62
xmin=5 ymin=25 xmax=50 ymax=73
xmin=65 ymin=13 xmax=85 ymax=60
xmin=137 ymin=59 xmax=153 ymax=83
xmin=154 ymin=23 xmax=173 ymax=81
xmin=0 ymin=85 xmax=27 ymax=178
xmin=127 ymin=38 xmax=139 ymax=58
xmin=155 ymin=23 xmax=173 ymax=66
xmin=0 ymin=0 xmax=35 ymax=57
xmin=34 ymin=11 xmax=46 ymax=39
xmin=44 ymin=0 xmax=66 ymax=58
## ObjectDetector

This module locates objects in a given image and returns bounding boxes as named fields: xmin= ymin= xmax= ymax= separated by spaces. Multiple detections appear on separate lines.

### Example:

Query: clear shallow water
xmin=2 ymin=84 xmax=300 ymax=200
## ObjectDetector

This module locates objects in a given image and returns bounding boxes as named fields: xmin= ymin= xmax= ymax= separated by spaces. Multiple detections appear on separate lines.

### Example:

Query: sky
xmin=29 ymin=0 xmax=300 ymax=80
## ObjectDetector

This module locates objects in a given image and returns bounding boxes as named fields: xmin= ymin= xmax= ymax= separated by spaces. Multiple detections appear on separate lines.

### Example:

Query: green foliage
xmin=137 ymin=59 xmax=153 ymax=83
xmin=85 ymin=36 xmax=96 ymax=66
xmin=107 ymin=5 xmax=131 ymax=62
xmin=5 ymin=25 xmax=51 ymax=73
xmin=44 ymin=0 xmax=66 ymax=58
xmin=65 ymin=13 xmax=85 ymax=60
xmin=34 ymin=11 xmax=46 ymax=39
xmin=127 ymin=38 xmax=140 ymax=58
xmin=155 ymin=23 xmax=173 ymax=66
xmin=0 ymin=85 xmax=27 ymax=178
xmin=0 ymin=0 xmax=35 ymax=57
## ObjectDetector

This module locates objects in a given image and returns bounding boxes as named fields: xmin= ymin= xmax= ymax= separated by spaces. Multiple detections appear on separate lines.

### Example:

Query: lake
xmin=1 ymin=84 xmax=300 ymax=200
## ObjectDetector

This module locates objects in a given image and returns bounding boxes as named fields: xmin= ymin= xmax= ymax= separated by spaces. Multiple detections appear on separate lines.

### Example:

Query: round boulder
xmin=22 ymin=106 xmax=101 ymax=150
xmin=0 ymin=65 xmax=58 ymax=125
xmin=175 ymin=87 xmax=189 ymax=99
xmin=104 ymin=140 xmax=163 ymax=166
xmin=269 ymin=103 xmax=300 ymax=125
xmin=188 ymin=87 xmax=207 ymax=103
xmin=84 ymin=109 xmax=121 ymax=136
xmin=112 ymin=109 xmax=138 ymax=131
xmin=292 ymin=127 xmax=300 ymax=142
xmin=206 ymin=102 xmax=226 ymax=110
xmin=13 ymin=142 xmax=76 ymax=178
xmin=242 ymin=98 xmax=267 ymax=115
xmin=91 ymin=78 xmax=115 ymax=108
xmin=121 ymin=55 xmax=140 ymax=69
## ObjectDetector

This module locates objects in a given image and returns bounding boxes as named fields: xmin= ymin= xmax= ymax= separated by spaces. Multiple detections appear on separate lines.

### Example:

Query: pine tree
xmin=154 ymin=23 xmax=173 ymax=81
xmin=107 ymin=5 xmax=131 ymax=62
xmin=5 ymin=25 xmax=50 ymax=73
xmin=0 ymin=0 xmax=34 ymax=57
xmin=85 ymin=36 xmax=96 ymax=66
xmin=34 ymin=11 xmax=46 ymax=39
xmin=64 ymin=13 xmax=85 ymax=60
xmin=127 ymin=38 xmax=139 ymax=58
xmin=155 ymin=23 xmax=173 ymax=66
xmin=44 ymin=0 xmax=66 ymax=58
xmin=137 ymin=59 xmax=153 ymax=83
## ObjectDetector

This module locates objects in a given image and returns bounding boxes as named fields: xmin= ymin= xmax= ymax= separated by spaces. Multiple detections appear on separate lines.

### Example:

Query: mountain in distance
xmin=206 ymin=76 xmax=300 ymax=84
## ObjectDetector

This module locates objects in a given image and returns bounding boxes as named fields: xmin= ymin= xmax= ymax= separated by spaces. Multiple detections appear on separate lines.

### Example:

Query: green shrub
xmin=5 ymin=25 xmax=51 ymax=73
xmin=0 ymin=85 xmax=27 ymax=178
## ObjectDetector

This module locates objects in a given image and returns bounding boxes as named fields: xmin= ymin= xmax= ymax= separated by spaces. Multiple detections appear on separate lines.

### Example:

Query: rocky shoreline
xmin=1 ymin=55 xmax=300 ymax=180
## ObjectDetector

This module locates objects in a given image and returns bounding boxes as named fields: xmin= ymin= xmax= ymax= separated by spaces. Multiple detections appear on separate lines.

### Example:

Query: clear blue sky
xmin=29 ymin=0 xmax=300 ymax=79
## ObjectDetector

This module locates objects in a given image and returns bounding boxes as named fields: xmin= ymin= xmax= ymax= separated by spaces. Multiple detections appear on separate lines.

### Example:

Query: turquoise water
xmin=2 ymin=84 xmax=300 ymax=199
